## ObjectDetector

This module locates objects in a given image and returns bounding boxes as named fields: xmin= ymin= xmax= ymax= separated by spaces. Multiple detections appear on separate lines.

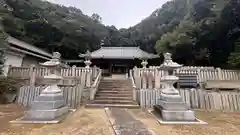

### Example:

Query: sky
xmin=46 ymin=0 xmax=169 ymax=29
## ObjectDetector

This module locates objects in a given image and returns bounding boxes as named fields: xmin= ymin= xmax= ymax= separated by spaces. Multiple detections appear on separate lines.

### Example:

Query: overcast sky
xmin=48 ymin=0 xmax=169 ymax=29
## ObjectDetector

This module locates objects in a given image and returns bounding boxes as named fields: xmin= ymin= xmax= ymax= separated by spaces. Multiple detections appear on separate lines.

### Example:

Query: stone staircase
xmin=86 ymin=78 xmax=139 ymax=108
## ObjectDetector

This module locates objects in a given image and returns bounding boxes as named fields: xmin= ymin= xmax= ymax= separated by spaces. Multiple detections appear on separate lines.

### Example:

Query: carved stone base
xmin=30 ymin=100 xmax=65 ymax=110
xmin=22 ymin=87 xmax=68 ymax=121
xmin=159 ymin=93 xmax=183 ymax=102
xmin=154 ymin=105 xmax=196 ymax=121
xmin=161 ymin=109 xmax=196 ymax=121
xmin=158 ymin=100 xmax=188 ymax=110
xmin=155 ymin=91 xmax=197 ymax=122
xmin=24 ymin=106 xmax=68 ymax=120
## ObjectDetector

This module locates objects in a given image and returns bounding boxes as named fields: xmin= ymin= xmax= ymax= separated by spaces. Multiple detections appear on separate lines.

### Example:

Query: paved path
xmin=105 ymin=108 xmax=157 ymax=135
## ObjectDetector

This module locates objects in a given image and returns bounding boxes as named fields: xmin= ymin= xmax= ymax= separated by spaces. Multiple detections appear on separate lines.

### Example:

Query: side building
xmin=2 ymin=36 xmax=53 ymax=75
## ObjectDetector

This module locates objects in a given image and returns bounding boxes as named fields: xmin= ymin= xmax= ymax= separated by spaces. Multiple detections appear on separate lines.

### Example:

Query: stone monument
xmin=21 ymin=52 xmax=69 ymax=123
xmin=153 ymin=52 xmax=197 ymax=122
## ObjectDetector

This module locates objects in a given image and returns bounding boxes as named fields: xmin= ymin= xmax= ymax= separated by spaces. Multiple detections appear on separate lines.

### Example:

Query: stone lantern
xmin=22 ymin=52 xmax=68 ymax=123
xmin=84 ymin=50 xmax=92 ymax=68
xmin=141 ymin=59 xmax=148 ymax=69
xmin=154 ymin=52 xmax=197 ymax=122
xmin=141 ymin=55 xmax=149 ymax=69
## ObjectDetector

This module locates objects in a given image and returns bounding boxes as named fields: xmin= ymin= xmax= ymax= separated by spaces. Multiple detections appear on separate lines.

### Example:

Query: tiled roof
xmin=7 ymin=36 xmax=53 ymax=58
xmin=88 ymin=47 xmax=159 ymax=59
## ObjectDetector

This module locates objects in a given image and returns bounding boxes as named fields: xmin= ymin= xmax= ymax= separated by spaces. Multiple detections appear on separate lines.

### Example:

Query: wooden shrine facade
xmin=79 ymin=46 xmax=159 ymax=76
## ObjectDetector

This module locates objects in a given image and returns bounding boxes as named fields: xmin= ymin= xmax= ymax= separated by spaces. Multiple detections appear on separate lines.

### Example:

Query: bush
xmin=0 ymin=76 xmax=18 ymax=103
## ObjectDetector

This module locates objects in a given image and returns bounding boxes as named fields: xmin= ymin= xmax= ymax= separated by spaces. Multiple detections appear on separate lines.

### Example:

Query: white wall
xmin=3 ymin=51 xmax=24 ymax=76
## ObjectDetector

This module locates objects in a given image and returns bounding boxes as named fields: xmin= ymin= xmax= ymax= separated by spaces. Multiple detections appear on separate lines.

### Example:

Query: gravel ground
xmin=128 ymin=109 xmax=240 ymax=135
xmin=1 ymin=104 xmax=240 ymax=135
xmin=0 ymin=104 xmax=42 ymax=135
xmin=0 ymin=104 xmax=114 ymax=135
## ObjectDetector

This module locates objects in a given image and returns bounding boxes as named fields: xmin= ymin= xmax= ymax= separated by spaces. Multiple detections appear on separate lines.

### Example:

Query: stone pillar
xmin=29 ymin=64 xmax=36 ymax=86
xmin=148 ymin=72 xmax=153 ymax=89
xmin=216 ymin=67 xmax=222 ymax=80
xmin=92 ymin=65 xmax=97 ymax=78
xmin=155 ymin=69 xmax=161 ymax=89
xmin=72 ymin=65 xmax=76 ymax=76
xmin=133 ymin=66 xmax=138 ymax=78
xmin=142 ymin=72 xmax=147 ymax=89
xmin=85 ymin=67 xmax=91 ymax=88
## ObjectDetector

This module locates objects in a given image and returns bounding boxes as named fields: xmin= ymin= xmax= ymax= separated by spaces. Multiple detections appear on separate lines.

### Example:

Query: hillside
xmin=1 ymin=0 xmax=240 ymax=68
xmin=1 ymin=0 xmax=111 ymax=59
xmin=126 ymin=0 xmax=240 ymax=67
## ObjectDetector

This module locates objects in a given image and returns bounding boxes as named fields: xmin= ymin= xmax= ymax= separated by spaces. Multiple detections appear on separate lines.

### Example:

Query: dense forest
xmin=0 ymin=0 xmax=240 ymax=68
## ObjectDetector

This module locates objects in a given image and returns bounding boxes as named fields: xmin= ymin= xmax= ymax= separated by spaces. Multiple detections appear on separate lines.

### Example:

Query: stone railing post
xmin=92 ymin=65 xmax=97 ymax=78
xmin=90 ymin=69 xmax=102 ymax=100
xmin=71 ymin=65 xmax=76 ymax=76
xmin=85 ymin=67 xmax=91 ymax=88
xmin=133 ymin=66 xmax=142 ymax=89
xmin=133 ymin=66 xmax=138 ymax=78
xmin=148 ymin=72 xmax=153 ymax=89
xmin=216 ymin=67 xmax=222 ymax=80
xmin=154 ymin=69 xmax=161 ymax=89
xmin=141 ymin=60 xmax=148 ymax=89
xmin=142 ymin=69 xmax=147 ymax=89
xmin=7 ymin=65 xmax=12 ymax=76
xmin=197 ymin=68 xmax=201 ymax=83
xmin=29 ymin=64 xmax=36 ymax=86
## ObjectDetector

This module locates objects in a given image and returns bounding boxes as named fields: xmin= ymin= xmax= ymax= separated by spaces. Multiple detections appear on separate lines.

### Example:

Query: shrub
xmin=0 ymin=76 xmax=18 ymax=103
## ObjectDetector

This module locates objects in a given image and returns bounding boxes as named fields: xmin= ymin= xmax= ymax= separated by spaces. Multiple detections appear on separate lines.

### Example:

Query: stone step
xmin=99 ymin=84 xmax=131 ymax=88
xmin=98 ymin=89 xmax=132 ymax=92
xmin=100 ymin=81 xmax=130 ymax=83
xmin=95 ymin=93 xmax=132 ymax=97
xmin=92 ymin=99 xmax=136 ymax=104
xmin=97 ymin=90 xmax=132 ymax=94
xmin=99 ymin=82 xmax=130 ymax=84
xmin=99 ymin=84 xmax=131 ymax=87
xmin=85 ymin=104 xmax=139 ymax=109
xmin=99 ymin=83 xmax=131 ymax=85
xmin=98 ymin=87 xmax=132 ymax=90
xmin=98 ymin=86 xmax=131 ymax=88
xmin=95 ymin=96 xmax=133 ymax=100
xmin=100 ymin=80 xmax=130 ymax=82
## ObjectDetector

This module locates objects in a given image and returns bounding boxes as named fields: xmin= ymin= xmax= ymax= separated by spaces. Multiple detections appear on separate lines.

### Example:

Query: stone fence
xmin=16 ymin=68 xmax=102 ymax=108
xmin=131 ymin=66 xmax=240 ymax=89
xmin=7 ymin=65 xmax=100 ymax=86
xmin=134 ymin=89 xmax=240 ymax=111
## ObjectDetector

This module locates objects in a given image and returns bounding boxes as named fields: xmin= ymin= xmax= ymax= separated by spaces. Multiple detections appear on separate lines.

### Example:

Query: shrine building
xmin=79 ymin=46 xmax=159 ymax=76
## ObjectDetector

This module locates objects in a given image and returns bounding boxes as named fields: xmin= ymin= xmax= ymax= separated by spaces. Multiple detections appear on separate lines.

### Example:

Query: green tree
xmin=228 ymin=38 xmax=240 ymax=67
xmin=0 ymin=48 xmax=4 ymax=75
xmin=91 ymin=13 xmax=102 ymax=23
xmin=0 ymin=3 xmax=9 ymax=75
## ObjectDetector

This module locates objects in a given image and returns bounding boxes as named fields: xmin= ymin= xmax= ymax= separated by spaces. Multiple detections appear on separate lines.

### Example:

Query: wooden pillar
xmin=109 ymin=62 xmax=112 ymax=75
